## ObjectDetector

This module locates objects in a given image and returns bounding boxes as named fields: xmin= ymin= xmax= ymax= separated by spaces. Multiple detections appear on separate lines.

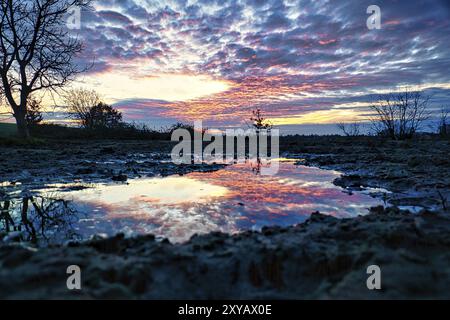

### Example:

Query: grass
xmin=29 ymin=123 xmax=173 ymax=140
xmin=0 ymin=122 xmax=47 ymax=146
xmin=1 ymin=122 xmax=172 ymax=146
xmin=0 ymin=123 xmax=17 ymax=137
xmin=0 ymin=136 xmax=46 ymax=146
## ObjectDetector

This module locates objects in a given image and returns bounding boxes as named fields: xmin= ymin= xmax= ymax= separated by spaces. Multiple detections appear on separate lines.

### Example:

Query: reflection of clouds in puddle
xmin=34 ymin=161 xmax=384 ymax=243
xmin=57 ymin=178 xmax=232 ymax=242
xmin=68 ymin=177 xmax=228 ymax=205
xmin=72 ymin=200 xmax=241 ymax=243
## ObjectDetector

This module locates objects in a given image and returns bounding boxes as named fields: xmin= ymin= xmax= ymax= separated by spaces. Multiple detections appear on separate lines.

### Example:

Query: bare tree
xmin=369 ymin=87 xmax=431 ymax=139
xmin=437 ymin=106 xmax=449 ymax=137
xmin=337 ymin=122 xmax=361 ymax=137
xmin=0 ymin=0 xmax=91 ymax=139
xmin=64 ymin=88 xmax=100 ymax=128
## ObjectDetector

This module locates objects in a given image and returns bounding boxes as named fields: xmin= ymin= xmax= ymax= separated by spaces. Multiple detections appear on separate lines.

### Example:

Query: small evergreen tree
xmin=250 ymin=108 xmax=273 ymax=132
xmin=25 ymin=98 xmax=43 ymax=126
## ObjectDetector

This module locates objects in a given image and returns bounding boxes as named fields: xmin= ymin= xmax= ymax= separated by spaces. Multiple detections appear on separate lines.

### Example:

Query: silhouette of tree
xmin=250 ymin=108 xmax=273 ymax=132
xmin=88 ymin=102 xmax=123 ymax=129
xmin=25 ymin=97 xmax=43 ymax=126
xmin=437 ymin=106 xmax=449 ymax=137
xmin=64 ymin=88 xmax=101 ymax=128
xmin=369 ymin=87 xmax=430 ymax=139
xmin=337 ymin=122 xmax=361 ymax=136
xmin=0 ymin=0 xmax=92 ymax=138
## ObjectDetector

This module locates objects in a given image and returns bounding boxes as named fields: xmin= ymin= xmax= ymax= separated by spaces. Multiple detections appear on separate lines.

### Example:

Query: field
xmin=0 ymin=123 xmax=16 ymax=137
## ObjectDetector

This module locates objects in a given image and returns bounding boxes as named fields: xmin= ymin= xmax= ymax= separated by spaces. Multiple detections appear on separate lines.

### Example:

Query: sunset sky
xmin=67 ymin=0 xmax=450 ymax=133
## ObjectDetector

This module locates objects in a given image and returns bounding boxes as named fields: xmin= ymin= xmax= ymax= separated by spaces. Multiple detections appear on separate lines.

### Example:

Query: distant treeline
xmin=27 ymin=122 xmax=195 ymax=141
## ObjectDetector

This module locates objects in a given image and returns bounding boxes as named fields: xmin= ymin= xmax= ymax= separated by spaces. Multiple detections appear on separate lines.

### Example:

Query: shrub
xmin=369 ymin=87 xmax=430 ymax=140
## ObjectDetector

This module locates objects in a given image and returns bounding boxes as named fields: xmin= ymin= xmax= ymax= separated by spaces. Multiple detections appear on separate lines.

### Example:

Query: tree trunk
xmin=14 ymin=110 xmax=30 ymax=139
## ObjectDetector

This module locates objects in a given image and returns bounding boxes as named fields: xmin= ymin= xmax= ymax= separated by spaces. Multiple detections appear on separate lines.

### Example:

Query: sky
xmin=31 ymin=0 xmax=450 ymax=133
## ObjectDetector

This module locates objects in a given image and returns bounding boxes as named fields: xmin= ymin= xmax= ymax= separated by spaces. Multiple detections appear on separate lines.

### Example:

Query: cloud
xmin=72 ymin=0 xmax=450 ymax=129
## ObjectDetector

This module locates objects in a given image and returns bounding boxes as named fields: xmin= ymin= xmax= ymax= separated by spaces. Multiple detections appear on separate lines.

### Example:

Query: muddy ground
xmin=281 ymin=135 xmax=450 ymax=210
xmin=0 ymin=140 xmax=224 ymax=188
xmin=0 ymin=136 xmax=449 ymax=299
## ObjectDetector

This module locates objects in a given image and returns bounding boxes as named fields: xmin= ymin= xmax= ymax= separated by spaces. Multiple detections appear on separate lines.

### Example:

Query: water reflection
xmin=21 ymin=160 xmax=383 ymax=244
xmin=0 ymin=196 xmax=81 ymax=245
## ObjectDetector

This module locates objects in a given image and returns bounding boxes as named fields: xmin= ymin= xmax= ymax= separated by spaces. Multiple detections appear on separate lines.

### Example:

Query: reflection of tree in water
xmin=250 ymin=157 xmax=275 ymax=176
xmin=251 ymin=158 xmax=262 ymax=175
xmin=0 ymin=195 xmax=82 ymax=245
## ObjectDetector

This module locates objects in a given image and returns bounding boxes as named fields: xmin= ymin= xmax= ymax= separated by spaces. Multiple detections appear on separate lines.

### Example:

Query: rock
xmin=334 ymin=174 xmax=364 ymax=190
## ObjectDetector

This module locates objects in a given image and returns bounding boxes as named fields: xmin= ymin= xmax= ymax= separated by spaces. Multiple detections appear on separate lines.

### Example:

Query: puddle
xmin=1 ymin=160 xmax=386 ymax=244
